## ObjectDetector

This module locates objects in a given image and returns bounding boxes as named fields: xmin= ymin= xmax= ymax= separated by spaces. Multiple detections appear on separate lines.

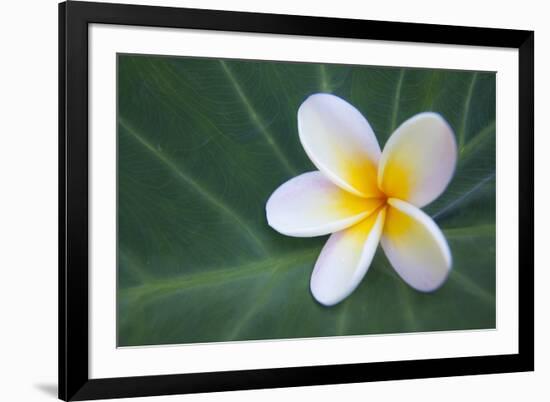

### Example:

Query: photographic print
xmin=117 ymin=54 xmax=496 ymax=347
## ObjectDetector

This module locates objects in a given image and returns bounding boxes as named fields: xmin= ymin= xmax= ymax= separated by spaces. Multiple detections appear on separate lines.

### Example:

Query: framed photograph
xmin=59 ymin=1 xmax=534 ymax=400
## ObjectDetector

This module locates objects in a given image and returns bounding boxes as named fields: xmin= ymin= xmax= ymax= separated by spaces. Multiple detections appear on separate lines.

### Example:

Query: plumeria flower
xmin=266 ymin=93 xmax=456 ymax=306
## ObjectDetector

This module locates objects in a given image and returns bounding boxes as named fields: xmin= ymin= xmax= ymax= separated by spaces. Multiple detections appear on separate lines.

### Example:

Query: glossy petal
xmin=381 ymin=198 xmax=452 ymax=292
xmin=310 ymin=208 xmax=386 ymax=306
xmin=298 ymin=93 xmax=382 ymax=198
xmin=266 ymin=171 xmax=384 ymax=237
xmin=378 ymin=112 xmax=457 ymax=207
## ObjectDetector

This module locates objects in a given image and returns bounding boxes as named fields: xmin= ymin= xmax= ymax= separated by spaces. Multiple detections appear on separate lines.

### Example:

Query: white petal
xmin=378 ymin=112 xmax=457 ymax=207
xmin=298 ymin=93 xmax=382 ymax=198
xmin=266 ymin=171 xmax=384 ymax=237
xmin=310 ymin=208 xmax=386 ymax=306
xmin=381 ymin=198 xmax=452 ymax=292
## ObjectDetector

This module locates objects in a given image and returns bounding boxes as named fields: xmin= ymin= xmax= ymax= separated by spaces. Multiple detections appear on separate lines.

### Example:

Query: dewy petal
xmin=381 ymin=198 xmax=452 ymax=292
xmin=378 ymin=112 xmax=457 ymax=207
xmin=298 ymin=93 xmax=383 ymax=198
xmin=310 ymin=207 xmax=386 ymax=306
xmin=266 ymin=171 xmax=384 ymax=237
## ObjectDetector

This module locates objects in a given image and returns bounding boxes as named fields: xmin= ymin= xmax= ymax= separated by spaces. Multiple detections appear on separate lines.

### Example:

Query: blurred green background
xmin=117 ymin=54 xmax=496 ymax=347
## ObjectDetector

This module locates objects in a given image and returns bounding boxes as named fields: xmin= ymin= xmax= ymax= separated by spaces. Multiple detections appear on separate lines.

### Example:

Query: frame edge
xmin=518 ymin=31 xmax=535 ymax=372
xmin=60 ymin=1 xmax=92 ymax=400
xmin=58 ymin=2 xmax=67 ymax=400
xmin=59 ymin=1 xmax=535 ymax=400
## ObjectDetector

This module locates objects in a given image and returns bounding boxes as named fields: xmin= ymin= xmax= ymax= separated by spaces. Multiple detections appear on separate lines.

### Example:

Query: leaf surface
xmin=118 ymin=56 xmax=496 ymax=346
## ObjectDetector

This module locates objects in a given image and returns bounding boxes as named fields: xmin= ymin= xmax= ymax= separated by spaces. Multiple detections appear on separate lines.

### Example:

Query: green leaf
xmin=117 ymin=55 xmax=496 ymax=346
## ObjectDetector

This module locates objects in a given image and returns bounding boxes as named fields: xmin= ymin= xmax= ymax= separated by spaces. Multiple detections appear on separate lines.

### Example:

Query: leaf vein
xmin=458 ymin=72 xmax=479 ymax=150
xmin=319 ymin=64 xmax=330 ymax=92
xmin=119 ymin=117 xmax=268 ymax=254
xmin=389 ymin=68 xmax=405 ymax=132
xmin=449 ymin=270 xmax=495 ymax=306
xmin=432 ymin=172 xmax=495 ymax=220
xmin=120 ymin=247 xmax=319 ymax=300
xmin=219 ymin=60 xmax=297 ymax=175
xmin=460 ymin=120 xmax=496 ymax=160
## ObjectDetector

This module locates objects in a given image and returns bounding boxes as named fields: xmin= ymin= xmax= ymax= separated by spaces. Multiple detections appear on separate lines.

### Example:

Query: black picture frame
xmin=59 ymin=1 xmax=534 ymax=400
